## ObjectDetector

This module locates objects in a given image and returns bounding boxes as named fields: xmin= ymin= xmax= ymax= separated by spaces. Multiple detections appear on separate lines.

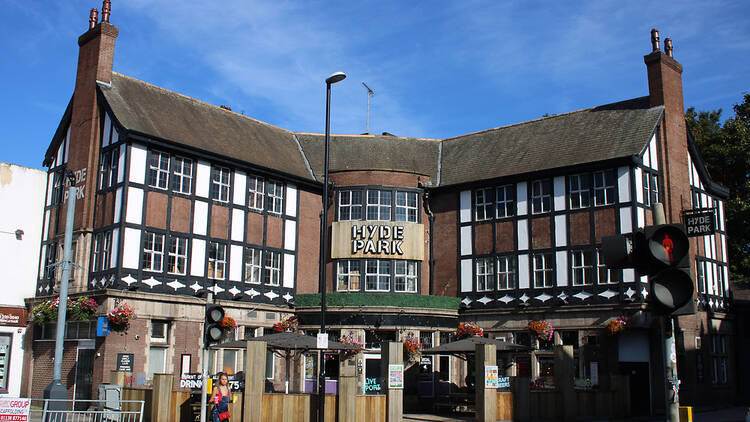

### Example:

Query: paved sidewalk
xmin=405 ymin=406 xmax=749 ymax=421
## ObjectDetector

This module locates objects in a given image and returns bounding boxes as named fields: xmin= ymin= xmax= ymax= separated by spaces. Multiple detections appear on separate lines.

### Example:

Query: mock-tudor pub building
xmin=24 ymin=2 xmax=734 ymax=416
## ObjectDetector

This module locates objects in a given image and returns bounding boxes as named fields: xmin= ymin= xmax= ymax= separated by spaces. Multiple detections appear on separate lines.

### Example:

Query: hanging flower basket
xmin=107 ymin=302 xmax=136 ymax=333
xmin=31 ymin=298 xmax=60 ymax=325
xmin=273 ymin=315 xmax=299 ymax=333
xmin=221 ymin=316 xmax=238 ymax=340
xmin=456 ymin=322 xmax=483 ymax=339
xmin=403 ymin=337 xmax=423 ymax=362
xmin=339 ymin=333 xmax=363 ymax=360
xmin=528 ymin=320 xmax=555 ymax=342
xmin=605 ymin=316 xmax=629 ymax=335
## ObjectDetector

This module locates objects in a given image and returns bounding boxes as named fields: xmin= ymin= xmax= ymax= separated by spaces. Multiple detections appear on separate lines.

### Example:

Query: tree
xmin=686 ymin=93 xmax=750 ymax=282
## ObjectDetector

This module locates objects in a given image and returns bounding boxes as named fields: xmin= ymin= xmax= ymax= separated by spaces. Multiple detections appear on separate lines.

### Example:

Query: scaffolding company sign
xmin=331 ymin=221 xmax=424 ymax=260
xmin=0 ymin=398 xmax=30 ymax=422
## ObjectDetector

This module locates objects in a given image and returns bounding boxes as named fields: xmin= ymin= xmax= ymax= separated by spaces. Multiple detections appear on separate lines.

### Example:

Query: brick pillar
xmin=381 ymin=341 xmax=403 ymax=422
xmin=553 ymin=345 xmax=575 ymax=421
xmin=244 ymin=340 xmax=266 ymax=422
xmin=475 ymin=343 xmax=497 ymax=422
xmin=151 ymin=373 xmax=173 ymax=422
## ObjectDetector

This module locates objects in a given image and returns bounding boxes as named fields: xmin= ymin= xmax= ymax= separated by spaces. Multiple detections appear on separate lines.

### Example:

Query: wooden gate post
xmin=475 ymin=343 xmax=497 ymax=422
xmin=151 ymin=373 xmax=173 ymax=422
xmin=381 ymin=341 xmax=403 ymax=422
xmin=338 ymin=352 xmax=360 ymax=422
xmin=244 ymin=340 xmax=267 ymax=422
xmin=553 ymin=345 xmax=575 ymax=421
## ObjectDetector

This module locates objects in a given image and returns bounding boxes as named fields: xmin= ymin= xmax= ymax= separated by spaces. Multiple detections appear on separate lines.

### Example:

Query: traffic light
xmin=204 ymin=304 xmax=225 ymax=347
xmin=602 ymin=223 xmax=694 ymax=315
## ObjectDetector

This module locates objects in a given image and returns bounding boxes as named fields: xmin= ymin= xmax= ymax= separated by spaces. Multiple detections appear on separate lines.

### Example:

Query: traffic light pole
xmin=200 ymin=291 xmax=214 ymax=422
xmin=654 ymin=204 xmax=680 ymax=422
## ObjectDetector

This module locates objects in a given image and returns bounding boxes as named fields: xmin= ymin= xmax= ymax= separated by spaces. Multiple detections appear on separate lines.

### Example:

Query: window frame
xmin=170 ymin=156 xmax=193 ymax=195
xmin=147 ymin=150 xmax=170 ymax=190
xmin=474 ymin=188 xmax=495 ymax=221
xmin=337 ymin=260 xmax=361 ymax=292
xmin=244 ymin=247 xmax=262 ymax=284
xmin=531 ymin=179 xmax=552 ymax=214
xmin=266 ymin=180 xmax=284 ymax=215
xmin=166 ymin=236 xmax=188 ymax=275
xmin=365 ymin=259 xmax=391 ymax=292
xmin=394 ymin=260 xmax=418 ymax=293
xmin=142 ymin=232 xmax=165 ymax=273
xmin=532 ymin=253 xmax=554 ymax=288
xmin=247 ymin=175 xmax=265 ymax=211
xmin=263 ymin=250 xmax=281 ymax=286
xmin=207 ymin=242 xmax=227 ymax=280
xmin=568 ymin=174 xmax=590 ymax=209
xmin=395 ymin=191 xmax=418 ymax=222
xmin=366 ymin=190 xmax=392 ymax=221
xmin=595 ymin=249 xmax=620 ymax=284
xmin=593 ymin=170 xmax=616 ymax=206
xmin=496 ymin=184 xmax=516 ymax=218
xmin=338 ymin=190 xmax=364 ymax=221
xmin=570 ymin=250 xmax=594 ymax=286
xmin=475 ymin=257 xmax=495 ymax=292
xmin=210 ymin=166 xmax=231 ymax=203
xmin=497 ymin=255 xmax=517 ymax=290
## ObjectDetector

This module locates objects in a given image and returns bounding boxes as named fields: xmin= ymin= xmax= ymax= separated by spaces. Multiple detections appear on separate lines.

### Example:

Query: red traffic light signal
xmin=638 ymin=224 xmax=694 ymax=314
xmin=205 ymin=304 xmax=225 ymax=347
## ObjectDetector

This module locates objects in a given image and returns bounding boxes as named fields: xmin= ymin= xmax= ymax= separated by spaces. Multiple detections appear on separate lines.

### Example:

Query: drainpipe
xmin=421 ymin=184 xmax=435 ymax=295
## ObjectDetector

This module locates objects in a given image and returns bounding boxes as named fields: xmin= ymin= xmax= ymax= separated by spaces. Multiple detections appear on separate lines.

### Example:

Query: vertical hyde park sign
xmin=330 ymin=221 xmax=424 ymax=260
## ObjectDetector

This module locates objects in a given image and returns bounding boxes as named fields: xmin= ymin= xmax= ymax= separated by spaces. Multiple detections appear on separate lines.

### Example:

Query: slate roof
xmin=294 ymin=133 xmax=441 ymax=182
xmin=99 ymin=73 xmax=315 ymax=181
xmin=95 ymin=72 xmax=664 ymax=188
xmin=439 ymin=97 xmax=664 ymax=186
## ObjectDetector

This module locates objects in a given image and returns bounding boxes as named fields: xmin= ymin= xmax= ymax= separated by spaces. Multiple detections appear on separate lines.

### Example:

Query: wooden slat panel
xmin=356 ymin=395 xmax=386 ymax=422
xmin=496 ymin=391 xmax=513 ymax=421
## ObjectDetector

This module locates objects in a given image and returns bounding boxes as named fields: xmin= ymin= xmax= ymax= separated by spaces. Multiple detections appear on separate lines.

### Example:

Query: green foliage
xmin=686 ymin=93 xmax=750 ymax=281
xmin=295 ymin=292 xmax=460 ymax=309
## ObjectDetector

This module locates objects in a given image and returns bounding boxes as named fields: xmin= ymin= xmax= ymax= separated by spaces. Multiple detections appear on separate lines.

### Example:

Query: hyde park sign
xmin=330 ymin=221 xmax=424 ymax=261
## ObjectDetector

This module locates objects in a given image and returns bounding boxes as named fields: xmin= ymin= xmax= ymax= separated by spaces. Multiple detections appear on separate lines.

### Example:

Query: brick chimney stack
xmin=644 ymin=29 xmax=689 ymax=223
xmin=66 ymin=2 xmax=119 ymax=233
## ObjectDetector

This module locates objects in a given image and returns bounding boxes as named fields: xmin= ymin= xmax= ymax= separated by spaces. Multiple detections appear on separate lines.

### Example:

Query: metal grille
xmin=29 ymin=399 xmax=144 ymax=422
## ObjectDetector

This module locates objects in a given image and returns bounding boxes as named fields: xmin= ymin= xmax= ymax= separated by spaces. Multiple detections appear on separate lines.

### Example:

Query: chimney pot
xmin=102 ymin=0 xmax=111 ymax=23
xmin=665 ymin=38 xmax=673 ymax=57
xmin=89 ymin=8 xmax=99 ymax=29
xmin=651 ymin=28 xmax=660 ymax=51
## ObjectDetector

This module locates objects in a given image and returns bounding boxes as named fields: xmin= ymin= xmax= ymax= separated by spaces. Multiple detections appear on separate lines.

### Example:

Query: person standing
xmin=210 ymin=372 xmax=233 ymax=422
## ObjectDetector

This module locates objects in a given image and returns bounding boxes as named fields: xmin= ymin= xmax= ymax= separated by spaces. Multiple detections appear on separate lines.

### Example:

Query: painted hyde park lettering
xmin=351 ymin=224 xmax=405 ymax=255
xmin=62 ymin=168 xmax=87 ymax=202
xmin=330 ymin=221 xmax=424 ymax=260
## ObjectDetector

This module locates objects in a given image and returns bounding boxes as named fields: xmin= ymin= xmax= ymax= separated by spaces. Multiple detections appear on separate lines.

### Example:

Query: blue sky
xmin=2 ymin=0 xmax=748 ymax=170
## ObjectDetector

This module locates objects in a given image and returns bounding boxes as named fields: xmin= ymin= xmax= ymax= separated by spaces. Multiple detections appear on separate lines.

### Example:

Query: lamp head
xmin=325 ymin=72 xmax=346 ymax=85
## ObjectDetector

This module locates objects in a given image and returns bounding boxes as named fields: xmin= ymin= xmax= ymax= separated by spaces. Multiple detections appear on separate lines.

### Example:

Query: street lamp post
xmin=318 ymin=71 xmax=346 ymax=422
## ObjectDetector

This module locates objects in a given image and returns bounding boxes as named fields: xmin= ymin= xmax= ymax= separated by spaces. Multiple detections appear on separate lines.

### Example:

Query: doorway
xmin=619 ymin=362 xmax=650 ymax=416
xmin=74 ymin=345 xmax=95 ymax=410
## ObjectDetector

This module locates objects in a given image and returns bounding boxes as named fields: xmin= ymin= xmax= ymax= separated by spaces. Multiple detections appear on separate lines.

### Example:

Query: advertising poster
xmin=388 ymin=364 xmax=404 ymax=389
xmin=484 ymin=365 xmax=499 ymax=388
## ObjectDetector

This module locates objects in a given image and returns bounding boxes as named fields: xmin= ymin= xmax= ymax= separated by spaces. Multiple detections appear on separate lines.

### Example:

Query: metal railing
xmin=29 ymin=399 xmax=144 ymax=422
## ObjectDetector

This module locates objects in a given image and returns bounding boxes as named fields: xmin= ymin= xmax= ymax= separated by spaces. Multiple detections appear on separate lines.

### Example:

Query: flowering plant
xmin=528 ymin=320 xmax=554 ymax=342
xmin=605 ymin=316 xmax=629 ymax=335
xmin=339 ymin=333 xmax=363 ymax=360
xmin=456 ymin=322 xmax=483 ymax=339
xmin=403 ymin=337 xmax=423 ymax=362
xmin=272 ymin=315 xmax=299 ymax=333
xmin=69 ymin=297 xmax=98 ymax=321
xmin=108 ymin=302 xmax=136 ymax=333
xmin=221 ymin=316 xmax=238 ymax=330
xmin=31 ymin=296 xmax=99 ymax=324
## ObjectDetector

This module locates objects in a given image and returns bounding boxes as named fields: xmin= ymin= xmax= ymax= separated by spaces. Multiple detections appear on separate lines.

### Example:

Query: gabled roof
xmin=99 ymin=73 xmax=315 ymax=181
xmin=295 ymin=133 xmax=441 ymax=182
xmin=439 ymin=97 xmax=664 ymax=186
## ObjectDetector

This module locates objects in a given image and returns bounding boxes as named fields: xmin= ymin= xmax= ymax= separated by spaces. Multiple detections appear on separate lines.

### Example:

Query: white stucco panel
xmin=518 ymin=254 xmax=530 ymax=289
xmin=553 ymin=176 xmax=565 ymax=211
xmin=634 ymin=167 xmax=643 ymax=204
xmin=617 ymin=166 xmax=631 ymax=203
xmin=285 ymin=184 xmax=298 ymax=217
xmin=195 ymin=161 xmax=211 ymax=198
xmin=284 ymin=220 xmax=297 ymax=251
xmin=190 ymin=239 xmax=206 ymax=277
xmin=460 ymin=259 xmax=472 ymax=292
xmin=556 ymin=251 xmax=568 ymax=287
xmin=110 ymin=228 xmax=119 ymax=268
xmin=283 ymin=254 xmax=295 ymax=288
xmin=554 ymin=215 xmax=567 ymax=247
xmin=114 ymin=187 xmax=122 ymax=224
xmin=102 ymin=114 xmax=112 ymax=147
xmin=129 ymin=143 xmax=147 ymax=184
xmin=233 ymin=170 xmax=246 ymax=206
xmin=229 ymin=244 xmax=243 ymax=282
xmin=231 ymin=209 xmax=245 ymax=242
xmin=125 ymin=187 xmax=143 ymax=225
xmin=517 ymin=219 xmax=528 ymax=250
xmin=516 ymin=182 xmax=528 ymax=216
xmin=619 ymin=207 xmax=633 ymax=234
xmin=459 ymin=226 xmax=472 ymax=256
xmin=122 ymin=228 xmax=141 ymax=269
xmin=459 ymin=190 xmax=471 ymax=223
xmin=193 ymin=201 xmax=208 ymax=236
